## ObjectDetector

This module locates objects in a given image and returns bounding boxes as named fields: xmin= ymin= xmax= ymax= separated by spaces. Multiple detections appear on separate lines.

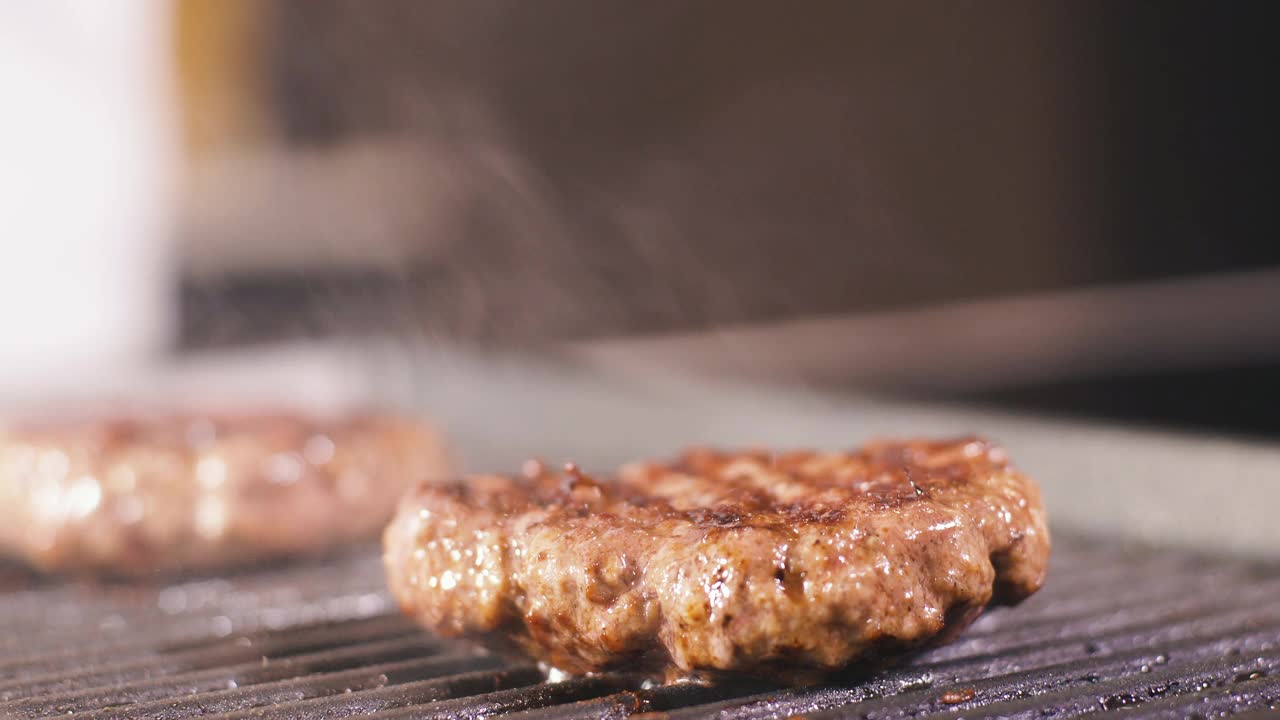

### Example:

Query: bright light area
xmin=0 ymin=1 xmax=176 ymax=391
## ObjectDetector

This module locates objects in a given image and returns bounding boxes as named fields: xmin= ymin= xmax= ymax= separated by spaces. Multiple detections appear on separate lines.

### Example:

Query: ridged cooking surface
xmin=3 ymin=539 xmax=1279 ymax=719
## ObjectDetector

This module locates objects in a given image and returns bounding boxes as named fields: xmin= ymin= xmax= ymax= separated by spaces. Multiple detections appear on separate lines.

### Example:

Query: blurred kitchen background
xmin=2 ymin=2 xmax=1278 ymax=448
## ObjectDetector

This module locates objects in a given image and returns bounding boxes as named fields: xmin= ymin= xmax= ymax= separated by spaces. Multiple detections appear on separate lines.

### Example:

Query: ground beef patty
xmin=384 ymin=437 xmax=1049 ymax=683
xmin=0 ymin=412 xmax=447 ymax=575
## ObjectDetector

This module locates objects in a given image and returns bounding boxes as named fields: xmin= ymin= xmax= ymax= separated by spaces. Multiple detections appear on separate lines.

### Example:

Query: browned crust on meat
xmin=383 ymin=437 xmax=1049 ymax=682
xmin=0 ymin=412 xmax=448 ymax=575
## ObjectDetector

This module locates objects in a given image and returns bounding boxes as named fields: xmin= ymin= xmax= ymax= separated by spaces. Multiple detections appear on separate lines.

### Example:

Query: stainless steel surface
xmin=8 ymin=342 xmax=1278 ymax=556
xmin=567 ymin=266 xmax=1280 ymax=393
xmin=370 ymin=344 xmax=1280 ymax=558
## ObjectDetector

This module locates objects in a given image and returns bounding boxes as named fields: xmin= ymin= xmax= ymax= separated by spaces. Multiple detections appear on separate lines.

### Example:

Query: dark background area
xmin=181 ymin=1 xmax=1280 ymax=437
xmin=960 ymin=1 xmax=1280 ymax=438
xmin=1095 ymin=2 xmax=1279 ymax=279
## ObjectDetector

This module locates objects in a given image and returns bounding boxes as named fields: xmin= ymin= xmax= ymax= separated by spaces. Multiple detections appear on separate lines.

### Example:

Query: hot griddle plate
xmin=2 ymin=537 xmax=1278 ymax=719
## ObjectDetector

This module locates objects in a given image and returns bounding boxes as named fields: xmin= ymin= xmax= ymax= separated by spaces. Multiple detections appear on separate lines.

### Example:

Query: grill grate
xmin=2 ymin=538 xmax=1278 ymax=719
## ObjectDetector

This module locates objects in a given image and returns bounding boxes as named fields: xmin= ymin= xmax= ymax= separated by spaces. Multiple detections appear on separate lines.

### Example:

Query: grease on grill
xmin=940 ymin=687 xmax=977 ymax=704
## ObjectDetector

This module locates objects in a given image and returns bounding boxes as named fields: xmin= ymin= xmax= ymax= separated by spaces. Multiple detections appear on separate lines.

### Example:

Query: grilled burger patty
xmin=384 ymin=437 xmax=1050 ymax=682
xmin=0 ymin=412 xmax=447 ymax=575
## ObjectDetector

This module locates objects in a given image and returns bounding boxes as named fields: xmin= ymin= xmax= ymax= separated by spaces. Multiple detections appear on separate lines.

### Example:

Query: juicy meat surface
xmin=0 ymin=412 xmax=448 ymax=575
xmin=384 ymin=437 xmax=1050 ymax=682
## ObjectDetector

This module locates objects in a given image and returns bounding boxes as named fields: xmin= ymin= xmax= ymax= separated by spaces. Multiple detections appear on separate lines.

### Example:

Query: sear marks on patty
xmin=0 ymin=412 xmax=448 ymax=575
xmin=383 ymin=437 xmax=1050 ymax=683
